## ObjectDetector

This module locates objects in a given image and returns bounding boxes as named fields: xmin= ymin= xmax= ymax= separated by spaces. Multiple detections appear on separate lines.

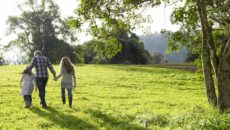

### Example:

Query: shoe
xmin=42 ymin=105 xmax=47 ymax=109
xmin=25 ymin=105 xmax=30 ymax=108
xmin=62 ymin=97 xmax=66 ymax=105
xmin=29 ymin=101 xmax=32 ymax=106
xmin=25 ymin=101 xmax=30 ymax=108
xmin=68 ymin=97 xmax=72 ymax=108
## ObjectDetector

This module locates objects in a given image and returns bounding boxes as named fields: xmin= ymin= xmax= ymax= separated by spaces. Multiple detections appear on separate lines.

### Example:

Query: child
xmin=20 ymin=66 xmax=36 ymax=108
xmin=55 ymin=57 xmax=76 ymax=108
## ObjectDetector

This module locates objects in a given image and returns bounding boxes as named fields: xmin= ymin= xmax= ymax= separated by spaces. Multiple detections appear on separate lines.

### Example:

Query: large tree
xmin=196 ymin=0 xmax=230 ymax=111
xmin=167 ymin=0 xmax=230 ymax=110
xmin=6 ymin=0 xmax=77 ymax=63
xmin=71 ymin=0 xmax=230 ymax=111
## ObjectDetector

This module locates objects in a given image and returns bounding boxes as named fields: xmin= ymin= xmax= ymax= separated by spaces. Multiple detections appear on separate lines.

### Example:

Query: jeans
xmin=36 ymin=77 xmax=48 ymax=107
xmin=61 ymin=88 xmax=72 ymax=99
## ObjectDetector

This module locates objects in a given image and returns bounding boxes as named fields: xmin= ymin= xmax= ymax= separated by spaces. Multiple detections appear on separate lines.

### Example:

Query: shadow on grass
xmin=30 ymin=107 xmax=97 ymax=130
xmin=87 ymin=109 xmax=145 ymax=130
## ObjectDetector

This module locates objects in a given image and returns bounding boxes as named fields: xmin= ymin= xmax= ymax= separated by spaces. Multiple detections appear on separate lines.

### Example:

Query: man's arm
xmin=47 ymin=58 xmax=56 ymax=78
xmin=27 ymin=57 xmax=36 ymax=70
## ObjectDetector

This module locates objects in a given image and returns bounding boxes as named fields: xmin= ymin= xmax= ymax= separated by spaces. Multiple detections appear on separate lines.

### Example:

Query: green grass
xmin=0 ymin=64 xmax=230 ymax=130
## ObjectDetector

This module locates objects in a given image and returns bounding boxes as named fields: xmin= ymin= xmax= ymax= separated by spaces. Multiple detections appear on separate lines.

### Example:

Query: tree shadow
xmin=30 ymin=107 xmax=97 ymax=130
xmin=86 ymin=109 xmax=145 ymax=130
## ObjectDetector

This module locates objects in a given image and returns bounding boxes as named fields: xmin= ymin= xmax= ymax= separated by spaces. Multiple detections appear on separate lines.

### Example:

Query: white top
xmin=20 ymin=74 xmax=35 ymax=96
xmin=57 ymin=66 xmax=76 ymax=84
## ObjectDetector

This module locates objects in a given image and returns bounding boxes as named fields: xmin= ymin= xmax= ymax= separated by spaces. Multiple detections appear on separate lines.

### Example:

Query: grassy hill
xmin=0 ymin=65 xmax=229 ymax=129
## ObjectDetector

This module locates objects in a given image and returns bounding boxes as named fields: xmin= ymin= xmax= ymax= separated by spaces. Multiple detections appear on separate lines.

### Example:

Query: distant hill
xmin=140 ymin=33 xmax=187 ymax=63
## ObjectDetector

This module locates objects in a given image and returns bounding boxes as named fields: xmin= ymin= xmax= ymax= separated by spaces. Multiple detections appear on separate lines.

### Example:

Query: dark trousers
xmin=61 ymin=88 xmax=72 ymax=100
xmin=36 ymin=77 xmax=48 ymax=106
xmin=61 ymin=88 xmax=73 ymax=107
xmin=24 ymin=95 xmax=32 ymax=102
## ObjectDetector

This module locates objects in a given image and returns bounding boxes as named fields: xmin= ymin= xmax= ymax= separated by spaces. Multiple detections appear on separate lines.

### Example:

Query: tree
xmin=67 ymin=0 xmax=153 ymax=58
xmin=184 ymin=51 xmax=199 ymax=62
xmin=0 ymin=53 xmax=5 ymax=65
xmin=196 ymin=0 xmax=230 ymax=111
xmin=163 ymin=0 xmax=217 ymax=106
xmin=109 ymin=33 xmax=152 ymax=64
xmin=73 ymin=45 xmax=85 ymax=63
xmin=168 ymin=0 xmax=230 ymax=110
xmin=151 ymin=52 xmax=167 ymax=64
xmin=165 ymin=0 xmax=230 ymax=110
xmin=75 ymin=33 xmax=152 ymax=64
xmin=6 ymin=0 xmax=76 ymax=63
xmin=71 ymin=0 xmax=230 ymax=111
xmin=83 ymin=40 xmax=97 ymax=64
xmin=0 ymin=46 xmax=5 ymax=65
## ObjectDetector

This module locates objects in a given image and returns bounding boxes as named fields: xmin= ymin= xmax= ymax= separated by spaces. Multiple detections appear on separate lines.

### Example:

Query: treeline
xmin=73 ymin=33 xmax=153 ymax=64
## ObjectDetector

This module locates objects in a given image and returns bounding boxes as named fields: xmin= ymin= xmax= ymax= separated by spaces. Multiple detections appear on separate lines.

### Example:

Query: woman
xmin=55 ymin=57 xmax=76 ymax=108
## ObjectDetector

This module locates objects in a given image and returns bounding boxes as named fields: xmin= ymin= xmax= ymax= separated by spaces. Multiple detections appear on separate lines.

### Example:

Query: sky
xmin=0 ymin=0 xmax=79 ymax=46
xmin=0 ymin=0 xmax=181 ymax=61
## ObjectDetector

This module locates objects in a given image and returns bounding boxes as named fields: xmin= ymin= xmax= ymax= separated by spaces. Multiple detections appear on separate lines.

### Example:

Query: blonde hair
xmin=60 ymin=57 xmax=74 ymax=73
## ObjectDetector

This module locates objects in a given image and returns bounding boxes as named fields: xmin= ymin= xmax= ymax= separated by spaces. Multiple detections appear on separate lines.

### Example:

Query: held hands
xmin=53 ymin=76 xmax=57 ymax=81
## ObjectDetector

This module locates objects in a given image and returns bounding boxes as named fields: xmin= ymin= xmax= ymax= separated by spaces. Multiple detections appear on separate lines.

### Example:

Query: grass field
xmin=0 ymin=64 xmax=230 ymax=130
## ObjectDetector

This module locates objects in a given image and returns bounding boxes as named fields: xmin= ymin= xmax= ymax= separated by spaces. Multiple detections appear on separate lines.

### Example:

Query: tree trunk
xmin=197 ymin=0 xmax=219 ymax=74
xmin=197 ymin=0 xmax=217 ymax=107
xmin=202 ymin=37 xmax=217 ymax=106
xmin=197 ymin=0 xmax=230 ymax=111
xmin=217 ymin=38 xmax=230 ymax=111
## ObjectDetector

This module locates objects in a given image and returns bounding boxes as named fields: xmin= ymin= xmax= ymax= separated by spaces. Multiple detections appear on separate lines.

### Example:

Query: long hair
xmin=60 ymin=57 xmax=74 ymax=73
xmin=23 ymin=66 xmax=33 ymax=75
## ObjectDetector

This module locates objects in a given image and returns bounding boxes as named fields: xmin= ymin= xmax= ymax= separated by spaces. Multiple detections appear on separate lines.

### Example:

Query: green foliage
xmin=74 ymin=33 xmax=152 ymax=64
xmin=1 ymin=65 xmax=230 ymax=129
xmin=109 ymin=33 xmax=152 ymax=64
xmin=151 ymin=52 xmax=167 ymax=64
xmin=185 ymin=51 xmax=200 ymax=63
xmin=44 ymin=39 xmax=77 ymax=64
xmin=6 ymin=0 xmax=76 ymax=62
xmin=68 ymin=0 xmax=156 ymax=58
xmin=167 ymin=0 xmax=230 ymax=62
xmin=161 ymin=2 xmax=202 ymax=64
xmin=82 ymin=40 xmax=98 ymax=64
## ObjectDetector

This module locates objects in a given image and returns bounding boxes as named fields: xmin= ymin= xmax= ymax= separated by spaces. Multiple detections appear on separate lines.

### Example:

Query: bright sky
xmin=0 ymin=0 xmax=180 ymax=61
xmin=0 ymin=0 xmax=79 ymax=46
xmin=134 ymin=3 xmax=181 ymax=35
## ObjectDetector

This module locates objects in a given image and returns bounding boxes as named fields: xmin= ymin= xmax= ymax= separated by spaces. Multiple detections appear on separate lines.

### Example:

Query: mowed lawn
xmin=0 ymin=65 xmax=229 ymax=130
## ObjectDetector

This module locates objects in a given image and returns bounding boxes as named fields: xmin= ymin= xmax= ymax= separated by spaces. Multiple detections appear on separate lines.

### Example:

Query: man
xmin=27 ymin=51 xmax=56 ymax=108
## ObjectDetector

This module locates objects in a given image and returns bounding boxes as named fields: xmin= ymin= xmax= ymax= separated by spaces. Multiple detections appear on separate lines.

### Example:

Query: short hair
xmin=34 ymin=51 xmax=42 ymax=56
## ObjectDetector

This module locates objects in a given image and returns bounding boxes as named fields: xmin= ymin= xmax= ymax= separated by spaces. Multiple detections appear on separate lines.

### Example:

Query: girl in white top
xmin=55 ymin=57 xmax=76 ymax=108
xmin=20 ymin=67 xmax=36 ymax=108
